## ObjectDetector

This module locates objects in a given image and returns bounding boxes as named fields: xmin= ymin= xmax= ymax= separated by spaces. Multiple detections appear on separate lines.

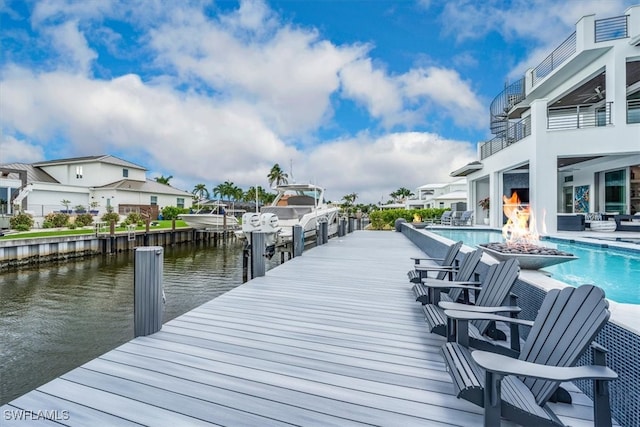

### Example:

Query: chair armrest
xmin=415 ymin=265 xmax=457 ymax=272
xmin=439 ymin=301 xmax=522 ymax=314
xmin=411 ymin=256 xmax=444 ymax=262
xmin=443 ymin=309 xmax=533 ymax=327
xmin=421 ymin=280 xmax=482 ymax=289
xmin=472 ymin=351 xmax=617 ymax=382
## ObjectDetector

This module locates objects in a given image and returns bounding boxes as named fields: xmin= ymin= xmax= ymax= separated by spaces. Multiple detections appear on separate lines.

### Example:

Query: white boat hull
xmin=179 ymin=214 xmax=239 ymax=230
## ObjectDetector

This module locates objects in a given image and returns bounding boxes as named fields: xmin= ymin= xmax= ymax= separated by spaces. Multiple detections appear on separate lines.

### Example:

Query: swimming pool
xmin=431 ymin=229 xmax=640 ymax=305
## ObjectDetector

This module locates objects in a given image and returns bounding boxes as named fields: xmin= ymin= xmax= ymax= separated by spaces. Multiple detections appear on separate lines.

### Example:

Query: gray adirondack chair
xmin=407 ymin=240 xmax=463 ymax=284
xmin=441 ymin=285 xmax=616 ymax=427
xmin=452 ymin=210 xmax=474 ymax=226
xmin=429 ymin=210 xmax=452 ymax=225
xmin=422 ymin=258 xmax=520 ymax=337
xmin=412 ymin=248 xmax=483 ymax=305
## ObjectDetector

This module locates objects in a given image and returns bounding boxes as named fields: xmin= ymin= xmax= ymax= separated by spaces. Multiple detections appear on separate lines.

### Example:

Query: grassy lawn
xmin=0 ymin=220 xmax=190 ymax=240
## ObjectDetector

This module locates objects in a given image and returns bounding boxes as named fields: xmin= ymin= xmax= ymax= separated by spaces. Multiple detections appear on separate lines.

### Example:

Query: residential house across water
xmin=0 ymin=155 xmax=193 ymax=227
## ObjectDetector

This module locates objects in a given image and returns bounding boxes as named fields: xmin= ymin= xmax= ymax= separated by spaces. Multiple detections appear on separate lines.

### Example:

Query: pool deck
xmin=424 ymin=224 xmax=640 ymax=335
xmin=1 ymin=230 xmax=613 ymax=426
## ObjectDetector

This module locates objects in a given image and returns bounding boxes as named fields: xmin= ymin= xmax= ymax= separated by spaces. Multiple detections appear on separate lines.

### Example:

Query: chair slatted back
xmin=519 ymin=285 xmax=610 ymax=405
xmin=434 ymin=241 xmax=463 ymax=280
xmin=471 ymin=258 xmax=520 ymax=334
xmin=448 ymin=248 xmax=483 ymax=302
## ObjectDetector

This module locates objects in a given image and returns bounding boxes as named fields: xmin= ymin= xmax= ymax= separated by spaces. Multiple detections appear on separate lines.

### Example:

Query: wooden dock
xmin=2 ymin=231 xmax=604 ymax=426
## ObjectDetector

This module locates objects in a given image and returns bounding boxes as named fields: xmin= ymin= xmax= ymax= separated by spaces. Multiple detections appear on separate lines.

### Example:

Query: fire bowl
xmin=479 ymin=243 xmax=578 ymax=270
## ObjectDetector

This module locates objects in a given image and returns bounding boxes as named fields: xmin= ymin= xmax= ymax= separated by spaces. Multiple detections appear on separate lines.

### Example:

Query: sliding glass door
xmin=604 ymin=169 xmax=626 ymax=213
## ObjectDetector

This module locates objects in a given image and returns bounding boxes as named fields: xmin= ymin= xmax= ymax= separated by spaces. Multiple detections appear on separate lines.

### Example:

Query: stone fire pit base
xmin=479 ymin=243 xmax=578 ymax=270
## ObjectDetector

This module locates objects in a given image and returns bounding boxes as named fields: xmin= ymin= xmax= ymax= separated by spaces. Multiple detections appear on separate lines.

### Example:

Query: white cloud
xmin=44 ymin=20 xmax=97 ymax=75
xmin=401 ymin=67 xmax=485 ymax=128
xmin=299 ymin=131 xmax=477 ymax=203
xmin=0 ymin=134 xmax=45 ymax=164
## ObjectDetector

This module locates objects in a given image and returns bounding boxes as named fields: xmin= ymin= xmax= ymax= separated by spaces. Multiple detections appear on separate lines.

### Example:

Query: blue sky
xmin=1 ymin=0 xmax=636 ymax=203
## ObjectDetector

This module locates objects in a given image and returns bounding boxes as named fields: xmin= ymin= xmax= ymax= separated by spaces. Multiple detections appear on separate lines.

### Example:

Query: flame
xmin=413 ymin=213 xmax=422 ymax=223
xmin=502 ymin=192 xmax=539 ymax=246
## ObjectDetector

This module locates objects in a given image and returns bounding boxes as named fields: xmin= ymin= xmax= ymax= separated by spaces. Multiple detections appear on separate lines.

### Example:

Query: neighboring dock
xmin=2 ymin=231 xmax=604 ymax=425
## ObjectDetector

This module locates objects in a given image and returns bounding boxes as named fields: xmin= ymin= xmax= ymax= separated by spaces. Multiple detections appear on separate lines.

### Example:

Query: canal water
xmin=0 ymin=240 xmax=277 ymax=405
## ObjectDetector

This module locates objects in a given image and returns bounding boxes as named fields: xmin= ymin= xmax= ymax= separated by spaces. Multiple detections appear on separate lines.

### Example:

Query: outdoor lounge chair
xmin=421 ymin=258 xmax=520 ymax=338
xmin=428 ymin=210 xmax=452 ymax=225
xmin=407 ymin=240 xmax=463 ymax=284
xmin=452 ymin=210 xmax=474 ymax=226
xmin=412 ymin=248 xmax=483 ymax=305
xmin=441 ymin=285 xmax=616 ymax=427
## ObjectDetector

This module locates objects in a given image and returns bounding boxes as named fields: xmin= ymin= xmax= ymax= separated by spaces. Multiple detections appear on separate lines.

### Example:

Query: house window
xmin=150 ymin=196 xmax=158 ymax=206
xmin=177 ymin=198 xmax=185 ymax=208
xmin=76 ymin=166 xmax=83 ymax=179
xmin=123 ymin=168 xmax=129 ymax=178
xmin=604 ymin=169 xmax=626 ymax=213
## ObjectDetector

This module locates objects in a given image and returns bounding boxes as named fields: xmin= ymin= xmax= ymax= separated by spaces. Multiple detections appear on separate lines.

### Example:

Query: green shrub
xmin=10 ymin=213 xmax=34 ymax=231
xmin=43 ymin=212 xmax=69 ymax=228
xmin=101 ymin=212 xmax=120 ymax=224
xmin=368 ymin=208 xmax=449 ymax=230
xmin=123 ymin=212 xmax=144 ymax=226
xmin=74 ymin=213 xmax=94 ymax=227
xmin=68 ymin=222 xmax=77 ymax=230
xmin=161 ymin=206 xmax=185 ymax=220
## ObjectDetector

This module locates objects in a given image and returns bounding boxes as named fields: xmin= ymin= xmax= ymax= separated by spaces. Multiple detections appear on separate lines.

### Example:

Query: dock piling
xmin=134 ymin=246 xmax=164 ymax=337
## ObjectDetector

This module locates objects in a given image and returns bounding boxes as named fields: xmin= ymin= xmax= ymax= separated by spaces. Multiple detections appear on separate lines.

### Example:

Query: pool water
xmin=431 ymin=229 xmax=640 ymax=305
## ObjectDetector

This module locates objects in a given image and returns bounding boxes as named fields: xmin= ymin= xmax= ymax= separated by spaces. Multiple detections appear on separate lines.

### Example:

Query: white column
xmin=529 ymin=99 xmax=558 ymax=233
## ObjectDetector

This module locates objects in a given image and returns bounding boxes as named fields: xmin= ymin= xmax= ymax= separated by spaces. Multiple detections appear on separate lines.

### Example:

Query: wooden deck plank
xmin=1 ymin=231 xmax=602 ymax=426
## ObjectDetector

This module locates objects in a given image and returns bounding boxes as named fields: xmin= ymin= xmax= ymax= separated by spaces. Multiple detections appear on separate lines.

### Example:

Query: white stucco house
xmin=452 ymin=6 xmax=640 ymax=230
xmin=405 ymin=179 xmax=468 ymax=210
xmin=0 ymin=155 xmax=193 ymax=226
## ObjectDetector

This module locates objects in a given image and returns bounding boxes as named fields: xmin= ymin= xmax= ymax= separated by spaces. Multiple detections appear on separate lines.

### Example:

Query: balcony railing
xmin=547 ymin=102 xmax=612 ymax=130
xmin=531 ymin=32 xmax=576 ymax=86
xmin=629 ymin=99 xmax=640 ymax=124
xmin=489 ymin=77 xmax=525 ymax=135
xmin=480 ymin=116 xmax=531 ymax=160
xmin=595 ymin=15 xmax=628 ymax=42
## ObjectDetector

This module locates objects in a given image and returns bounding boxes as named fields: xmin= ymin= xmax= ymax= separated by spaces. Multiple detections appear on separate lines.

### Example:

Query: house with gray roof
xmin=0 ymin=155 xmax=192 ymax=226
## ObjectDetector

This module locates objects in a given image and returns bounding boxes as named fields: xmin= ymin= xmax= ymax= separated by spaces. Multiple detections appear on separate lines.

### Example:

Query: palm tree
xmin=390 ymin=187 xmax=414 ymax=203
xmin=155 ymin=175 xmax=173 ymax=185
xmin=267 ymin=164 xmax=288 ymax=188
xmin=192 ymin=184 xmax=209 ymax=202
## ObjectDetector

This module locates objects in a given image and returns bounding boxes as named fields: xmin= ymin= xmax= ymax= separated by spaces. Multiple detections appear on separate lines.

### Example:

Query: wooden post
xmin=320 ymin=220 xmax=328 ymax=244
xmin=348 ymin=217 xmax=354 ymax=233
xmin=134 ymin=246 xmax=164 ymax=337
xmin=250 ymin=232 xmax=266 ymax=278
xmin=109 ymin=220 xmax=116 ymax=253
xmin=171 ymin=219 xmax=176 ymax=246
xmin=293 ymin=225 xmax=304 ymax=257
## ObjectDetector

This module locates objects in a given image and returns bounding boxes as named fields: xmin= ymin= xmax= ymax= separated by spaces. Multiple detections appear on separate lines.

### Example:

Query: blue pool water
xmin=431 ymin=229 xmax=640 ymax=305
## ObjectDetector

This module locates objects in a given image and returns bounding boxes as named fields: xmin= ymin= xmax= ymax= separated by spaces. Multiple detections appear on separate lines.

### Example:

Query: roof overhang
xmin=450 ymin=162 xmax=483 ymax=177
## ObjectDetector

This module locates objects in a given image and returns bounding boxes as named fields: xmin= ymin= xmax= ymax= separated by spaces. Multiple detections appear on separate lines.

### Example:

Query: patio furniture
xmin=441 ymin=284 xmax=616 ymax=427
xmin=412 ymin=248 xmax=483 ymax=305
xmin=407 ymin=240 xmax=463 ymax=284
xmin=453 ymin=210 xmax=474 ymax=226
xmin=422 ymin=258 xmax=520 ymax=338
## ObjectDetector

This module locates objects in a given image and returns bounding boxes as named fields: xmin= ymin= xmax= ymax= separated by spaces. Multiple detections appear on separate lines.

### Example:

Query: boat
xmin=260 ymin=183 xmax=340 ymax=243
xmin=178 ymin=200 xmax=240 ymax=230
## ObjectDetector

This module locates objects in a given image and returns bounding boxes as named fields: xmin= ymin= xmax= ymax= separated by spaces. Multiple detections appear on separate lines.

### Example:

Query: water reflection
xmin=0 ymin=241 xmax=256 ymax=405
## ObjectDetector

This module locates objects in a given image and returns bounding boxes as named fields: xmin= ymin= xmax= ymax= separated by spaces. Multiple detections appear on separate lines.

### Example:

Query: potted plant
xmin=74 ymin=204 xmax=86 ymax=214
xmin=60 ymin=199 xmax=71 ymax=214
xmin=89 ymin=201 xmax=100 ymax=215
xmin=478 ymin=197 xmax=490 ymax=224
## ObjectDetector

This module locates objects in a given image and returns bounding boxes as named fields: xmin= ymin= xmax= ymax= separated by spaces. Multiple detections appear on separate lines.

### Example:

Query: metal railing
xmin=489 ymin=77 xmax=526 ymax=135
xmin=547 ymin=102 xmax=612 ymax=130
xmin=532 ymin=32 xmax=576 ymax=85
xmin=480 ymin=115 xmax=531 ymax=159
xmin=628 ymin=99 xmax=640 ymax=124
xmin=595 ymin=15 xmax=628 ymax=42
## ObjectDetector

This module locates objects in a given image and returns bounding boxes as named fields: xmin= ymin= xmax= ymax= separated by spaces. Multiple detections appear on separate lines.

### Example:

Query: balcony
xmin=547 ymin=102 xmax=612 ymax=130
xmin=480 ymin=116 xmax=531 ymax=160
